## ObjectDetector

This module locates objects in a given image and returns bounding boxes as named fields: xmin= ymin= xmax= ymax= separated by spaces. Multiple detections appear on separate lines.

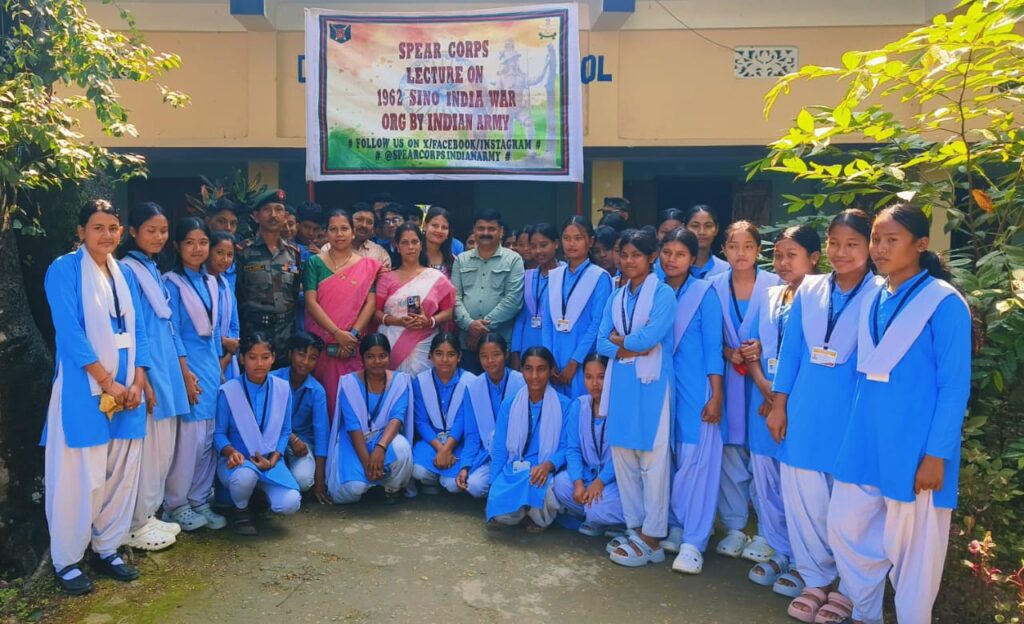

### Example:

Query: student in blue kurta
xmin=44 ymin=200 xmax=153 ymax=595
xmin=596 ymin=228 xmax=676 ymax=568
xmin=271 ymin=332 xmax=328 ymax=494
xmin=684 ymin=205 xmax=731 ymax=280
xmin=117 ymin=202 xmax=190 ymax=553
xmin=510 ymin=223 xmax=563 ymax=369
xmin=162 ymin=219 xmax=228 ymax=533
xmin=207 ymin=231 xmax=240 ymax=379
xmin=544 ymin=217 xmax=613 ymax=398
xmin=656 ymin=228 xmax=725 ymax=575
xmin=552 ymin=354 xmax=624 ymax=536
xmin=486 ymin=346 xmax=570 ymax=532
xmin=215 ymin=334 xmax=301 ymax=536
xmin=457 ymin=334 xmax=525 ymax=499
xmin=742 ymin=225 xmax=821 ymax=592
xmin=652 ymin=208 xmax=687 ymax=279
xmin=827 ymin=204 xmax=971 ymax=624
xmin=707 ymin=221 xmax=781 ymax=560
xmin=412 ymin=332 xmax=475 ymax=494
xmin=766 ymin=210 xmax=878 ymax=620
xmin=322 ymin=334 xmax=414 ymax=504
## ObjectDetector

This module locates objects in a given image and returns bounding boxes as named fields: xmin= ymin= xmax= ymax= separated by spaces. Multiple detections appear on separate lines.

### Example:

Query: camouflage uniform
xmin=235 ymin=234 xmax=302 ymax=367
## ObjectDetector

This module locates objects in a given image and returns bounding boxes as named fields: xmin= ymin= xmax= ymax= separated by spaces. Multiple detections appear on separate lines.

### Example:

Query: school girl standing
xmin=543 ymin=217 xmax=613 ymax=398
xmin=552 ymin=354 xmax=624 ymax=536
xmin=511 ymin=223 xmax=563 ymax=368
xmin=766 ymin=210 xmax=878 ymax=622
xmin=707 ymin=221 xmax=781 ymax=559
xmin=207 ymin=231 xmax=240 ymax=379
xmin=321 ymin=334 xmax=414 ymax=504
xmin=44 ymin=200 xmax=152 ymax=594
xmin=411 ymin=333 xmax=475 ymax=494
xmin=486 ymin=346 xmax=570 ymax=532
xmin=117 ymin=202 xmax=190 ymax=552
xmin=457 ymin=334 xmax=525 ymax=498
xmin=597 ymin=228 xmax=677 ymax=567
xmin=684 ymin=205 xmax=730 ymax=280
xmin=827 ymin=204 xmax=971 ymax=624
xmin=656 ymin=229 xmax=725 ymax=574
xmin=743 ymin=226 xmax=822 ymax=591
xmin=162 ymin=218 xmax=227 ymax=532
xmin=270 ymin=332 xmax=328 ymax=493
xmin=215 ymin=334 xmax=301 ymax=536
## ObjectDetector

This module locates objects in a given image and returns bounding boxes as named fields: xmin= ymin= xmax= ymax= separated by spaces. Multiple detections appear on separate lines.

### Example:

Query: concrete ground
xmin=45 ymin=492 xmax=796 ymax=623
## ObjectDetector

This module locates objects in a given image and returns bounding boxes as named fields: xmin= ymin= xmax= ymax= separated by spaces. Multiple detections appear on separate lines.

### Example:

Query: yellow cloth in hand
xmin=99 ymin=393 xmax=123 ymax=420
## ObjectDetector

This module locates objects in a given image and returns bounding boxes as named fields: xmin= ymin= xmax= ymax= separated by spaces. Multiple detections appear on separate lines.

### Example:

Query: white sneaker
xmin=147 ymin=516 xmax=181 ymax=536
xmin=126 ymin=526 xmax=176 ymax=551
xmin=192 ymin=503 xmax=227 ymax=530
xmin=660 ymin=526 xmax=684 ymax=553
xmin=168 ymin=505 xmax=208 ymax=531
xmin=715 ymin=529 xmax=751 ymax=558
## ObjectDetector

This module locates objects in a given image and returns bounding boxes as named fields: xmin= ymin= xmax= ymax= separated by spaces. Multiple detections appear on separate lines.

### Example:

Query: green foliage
xmin=750 ymin=0 xmax=1024 ymax=620
xmin=0 ymin=0 xmax=188 ymax=237
xmin=184 ymin=169 xmax=267 ymax=241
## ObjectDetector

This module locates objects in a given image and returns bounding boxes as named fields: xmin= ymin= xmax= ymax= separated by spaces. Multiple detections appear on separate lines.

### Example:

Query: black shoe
xmin=231 ymin=507 xmax=258 ymax=536
xmin=54 ymin=564 xmax=94 ymax=596
xmin=92 ymin=553 xmax=140 ymax=582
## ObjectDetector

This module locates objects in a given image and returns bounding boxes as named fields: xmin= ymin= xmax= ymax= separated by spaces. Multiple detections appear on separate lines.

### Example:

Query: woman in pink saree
xmin=304 ymin=209 xmax=380 ymax=416
xmin=374 ymin=223 xmax=456 ymax=376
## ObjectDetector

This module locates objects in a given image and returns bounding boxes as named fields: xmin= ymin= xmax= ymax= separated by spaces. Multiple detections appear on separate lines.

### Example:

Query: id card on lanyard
xmin=618 ymin=287 xmax=638 ymax=364
xmin=812 ymin=274 xmax=866 ymax=368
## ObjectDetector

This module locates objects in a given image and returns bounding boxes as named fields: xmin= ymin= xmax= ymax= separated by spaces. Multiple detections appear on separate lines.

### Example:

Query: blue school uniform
xmin=671 ymin=278 xmax=725 ymax=446
xmin=413 ymin=370 xmax=469 ymax=478
xmin=213 ymin=375 xmax=297 ymax=489
xmin=43 ymin=249 xmax=153 ymax=446
xmin=596 ymin=280 xmax=676 ymax=450
xmin=215 ymin=273 xmax=240 ymax=378
xmin=746 ymin=286 xmax=791 ymax=459
xmin=336 ymin=376 xmax=410 ymax=485
xmin=542 ymin=261 xmax=613 ymax=398
xmin=166 ymin=268 xmax=222 ymax=422
xmin=772 ymin=273 xmax=876 ymax=473
xmin=462 ymin=368 xmax=526 ymax=473
xmin=223 ymin=259 xmax=237 ymax=291
xmin=486 ymin=392 xmax=570 ymax=518
xmin=271 ymin=368 xmax=328 ymax=455
xmin=452 ymin=238 xmax=465 ymax=256
xmin=565 ymin=398 xmax=616 ymax=487
xmin=125 ymin=251 xmax=189 ymax=420
xmin=833 ymin=271 xmax=971 ymax=509
xmin=692 ymin=255 xmax=730 ymax=281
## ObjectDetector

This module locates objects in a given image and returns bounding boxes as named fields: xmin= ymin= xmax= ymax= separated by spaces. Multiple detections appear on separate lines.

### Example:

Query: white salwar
xmin=781 ymin=464 xmax=840 ymax=589
xmin=130 ymin=412 xmax=177 ymax=531
xmin=611 ymin=389 xmax=672 ymax=539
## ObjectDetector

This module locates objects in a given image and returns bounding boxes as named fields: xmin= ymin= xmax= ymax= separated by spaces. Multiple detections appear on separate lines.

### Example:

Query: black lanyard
xmin=363 ymin=374 xmax=389 ymax=431
xmin=729 ymin=270 xmax=754 ymax=324
xmin=241 ymin=378 xmax=270 ymax=429
xmin=432 ymin=371 xmax=456 ymax=432
xmin=520 ymin=402 xmax=541 ymax=458
xmin=489 ymin=370 xmax=510 ymax=414
xmin=824 ymin=273 xmax=867 ymax=347
xmin=620 ymin=285 xmax=640 ymax=335
xmin=185 ymin=271 xmax=214 ymax=324
xmin=673 ymin=275 xmax=691 ymax=301
xmin=590 ymin=412 xmax=606 ymax=466
xmin=533 ymin=270 xmax=548 ymax=314
xmin=560 ymin=261 xmax=590 ymax=317
xmin=108 ymin=277 xmax=126 ymax=332
xmin=871 ymin=272 xmax=930 ymax=344
xmin=775 ymin=291 xmax=790 ymax=357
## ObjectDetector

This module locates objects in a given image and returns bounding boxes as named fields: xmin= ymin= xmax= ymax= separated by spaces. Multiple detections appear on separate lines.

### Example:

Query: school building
xmin=83 ymin=0 xmax=955 ymax=239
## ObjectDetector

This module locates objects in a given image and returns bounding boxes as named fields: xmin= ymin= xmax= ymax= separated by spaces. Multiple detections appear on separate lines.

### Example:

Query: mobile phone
xmin=406 ymin=295 xmax=422 ymax=316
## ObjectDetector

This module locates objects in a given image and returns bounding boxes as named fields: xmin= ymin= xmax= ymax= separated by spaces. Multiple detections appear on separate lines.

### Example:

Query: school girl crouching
xmin=656 ymin=228 xmax=725 ymax=574
xmin=742 ymin=226 xmax=822 ymax=592
xmin=456 ymin=334 xmax=525 ymax=498
xmin=270 ymin=332 xmax=328 ymax=494
xmin=511 ymin=223 xmax=563 ymax=369
xmin=552 ymin=354 xmax=624 ymax=536
xmin=707 ymin=221 xmax=781 ymax=560
xmin=162 ymin=218 xmax=227 ymax=532
xmin=319 ymin=333 xmax=414 ymax=504
xmin=412 ymin=332 xmax=475 ymax=494
xmin=543 ymin=217 xmax=613 ymax=398
xmin=827 ymin=204 xmax=971 ymax=624
xmin=44 ymin=200 xmax=152 ymax=595
xmin=766 ymin=210 xmax=878 ymax=622
xmin=597 ymin=228 xmax=677 ymax=567
xmin=117 ymin=202 xmax=190 ymax=552
xmin=214 ymin=334 xmax=301 ymax=536
xmin=486 ymin=346 xmax=570 ymax=532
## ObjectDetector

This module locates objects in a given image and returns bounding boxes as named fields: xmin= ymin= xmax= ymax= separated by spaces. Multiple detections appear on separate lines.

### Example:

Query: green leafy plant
xmin=748 ymin=0 xmax=1024 ymax=620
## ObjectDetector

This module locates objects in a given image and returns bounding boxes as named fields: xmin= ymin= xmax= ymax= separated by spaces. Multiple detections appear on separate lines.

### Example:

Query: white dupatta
xmin=81 ymin=249 xmax=137 ymax=395
xmin=164 ymin=270 xmax=219 ymax=337
xmin=598 ymin=273 xmax=661 ymax=417
xmin=505 ymin=385 xmax=563 ymax=463
xmin=222 ymin=376 xmax=290 ymax=455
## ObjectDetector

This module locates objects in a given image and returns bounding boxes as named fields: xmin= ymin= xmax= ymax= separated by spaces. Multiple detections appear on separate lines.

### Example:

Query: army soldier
xmin=236 ymin=189 xmax=301 ymax=367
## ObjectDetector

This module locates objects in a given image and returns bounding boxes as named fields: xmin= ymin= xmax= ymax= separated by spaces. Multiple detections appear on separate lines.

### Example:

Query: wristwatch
xmin=350 ymin=328 xmax=361 ymax=339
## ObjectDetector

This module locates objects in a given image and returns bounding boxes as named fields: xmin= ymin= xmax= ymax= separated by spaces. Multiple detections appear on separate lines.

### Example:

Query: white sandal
xmin=609 ymin=535 xmax=666 ymax=568
xmin=715 ymin=529 xmax=751 ymax=558
xmin=126 ymin=526 xmax=175 ymax=551
xmin=741 ymin=535 xmax=776 ymax=563
xmin=660 ymin=526 xmax=684 ymax=553
xmin=671 ymin=543 xmax=704 ymax=574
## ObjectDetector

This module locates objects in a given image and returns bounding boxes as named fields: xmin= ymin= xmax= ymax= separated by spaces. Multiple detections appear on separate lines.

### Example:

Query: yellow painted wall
xmin=84 ymin=26 xmax=918 ymax=149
